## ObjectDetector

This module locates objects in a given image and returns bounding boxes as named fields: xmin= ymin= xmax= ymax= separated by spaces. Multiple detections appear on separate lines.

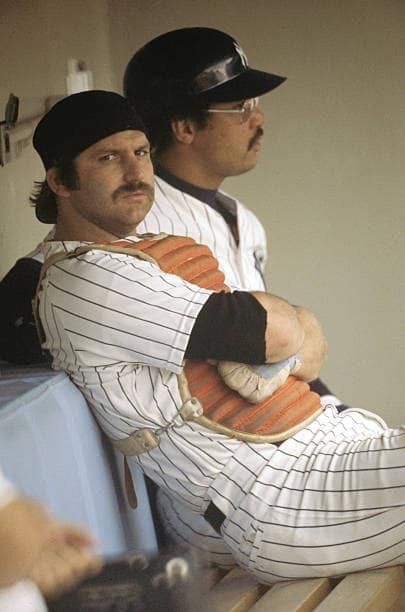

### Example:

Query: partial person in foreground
xmin=0 ymin=467 xmax=101 ymax=611
xmin=33 ymin=91 xmax=404 ymax=584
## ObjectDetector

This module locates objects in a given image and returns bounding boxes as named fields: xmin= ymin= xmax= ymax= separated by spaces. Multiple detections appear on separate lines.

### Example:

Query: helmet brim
xmin=198 ymin=68 xmax=286 ymax=104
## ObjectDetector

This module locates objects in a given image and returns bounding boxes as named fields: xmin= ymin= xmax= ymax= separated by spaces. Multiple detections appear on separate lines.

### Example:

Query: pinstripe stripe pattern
xmin=137 ymin=176 xmax=268 ymax=292
xmin=38 ymin=240 xmax=254 ymax=510
xmin=37 ymin=183 xmax=405 ymax=583
xmin=218 ymin=407 xmax=405 ymax=581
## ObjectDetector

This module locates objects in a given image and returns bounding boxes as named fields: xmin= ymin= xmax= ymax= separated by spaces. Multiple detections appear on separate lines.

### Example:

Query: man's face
xmin=191 ymin=99 xmax=265 ymax=185
xmin=67 ymin=130 xmax=154 ymax=237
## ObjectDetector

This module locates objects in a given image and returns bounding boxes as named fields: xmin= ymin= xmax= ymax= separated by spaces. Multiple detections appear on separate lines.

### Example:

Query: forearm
xmin=186 ymin=290 xmax=305 ymax=364
xmin=293 ymin=306 xmax=327 ymax=381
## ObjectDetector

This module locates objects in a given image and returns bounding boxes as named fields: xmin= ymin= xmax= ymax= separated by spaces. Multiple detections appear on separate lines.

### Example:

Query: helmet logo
xmin=233 ymin=42 xmax=248 ymax=68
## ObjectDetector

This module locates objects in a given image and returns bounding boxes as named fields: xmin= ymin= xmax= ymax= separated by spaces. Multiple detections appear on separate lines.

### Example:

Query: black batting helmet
xmin=123 ymin=27 xmax=286 ymax=120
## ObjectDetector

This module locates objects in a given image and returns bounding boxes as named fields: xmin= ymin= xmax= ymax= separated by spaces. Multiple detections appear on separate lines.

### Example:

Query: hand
xmin=0 ymin=495 xmax=102 ymax=599
xmin=292 ymin=306 xmax=327 ymax=381
xmin=217 ymin=355 xmax=301 ymax=403
xmin=29 ymin=524 xmax=102 ymax=601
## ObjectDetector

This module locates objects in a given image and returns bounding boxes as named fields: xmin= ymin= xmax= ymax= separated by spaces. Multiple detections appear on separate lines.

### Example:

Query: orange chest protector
xmin=36 ymin=233 xmax=323 ymax=452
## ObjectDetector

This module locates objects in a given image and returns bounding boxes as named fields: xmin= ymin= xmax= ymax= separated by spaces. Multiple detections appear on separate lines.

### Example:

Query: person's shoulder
xmin=58 ymin=238 xmax=162 ymax=275
xmin=41 ymin=240 xmax=82 ymax=260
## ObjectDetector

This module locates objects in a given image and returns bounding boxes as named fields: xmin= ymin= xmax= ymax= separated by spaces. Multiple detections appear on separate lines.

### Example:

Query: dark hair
xmin=144 ymin=103 xmax=211 ymax=156
xmin=29 ymin=158 xmax=79 ymax=224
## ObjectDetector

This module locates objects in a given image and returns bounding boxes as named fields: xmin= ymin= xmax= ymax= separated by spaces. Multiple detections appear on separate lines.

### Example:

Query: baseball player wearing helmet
xmin=33 ymin=91 xmax=405 ymax=584
xmin=124 ymin=27 xmax=348 ymax=558
xmin=127 ymin=28 xmax=278 ymax=295
xmin=126 ymin=28 xmax=342 ymax=403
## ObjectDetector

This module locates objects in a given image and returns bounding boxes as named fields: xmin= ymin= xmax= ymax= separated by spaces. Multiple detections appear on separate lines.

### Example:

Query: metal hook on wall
xmin=0 ymin=94 xmax=19 ymax=166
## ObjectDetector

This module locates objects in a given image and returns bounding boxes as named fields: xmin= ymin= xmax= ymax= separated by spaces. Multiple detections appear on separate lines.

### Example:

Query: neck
xmin=157 ymin=149 xmax=224 ymax=190
xmin=156 ymin=163 xmax=218 ymax=205
xmin=54 ymin=205 xmax=135 ymax=243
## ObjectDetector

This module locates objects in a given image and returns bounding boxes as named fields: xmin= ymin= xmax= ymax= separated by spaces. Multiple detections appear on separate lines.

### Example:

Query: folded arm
xmin=186 ymin=290 xmax=326 ymax=380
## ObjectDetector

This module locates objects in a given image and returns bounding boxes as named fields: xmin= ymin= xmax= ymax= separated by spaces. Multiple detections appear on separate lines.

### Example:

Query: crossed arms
xmin=186 ymin=288 xmax=327 ymax=382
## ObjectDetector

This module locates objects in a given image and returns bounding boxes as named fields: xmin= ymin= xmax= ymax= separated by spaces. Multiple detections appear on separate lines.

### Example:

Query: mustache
xmin=249 ymin=127 xmax=264 ymax=149
xmin=113 ymin=180 xmax=154 ymax=200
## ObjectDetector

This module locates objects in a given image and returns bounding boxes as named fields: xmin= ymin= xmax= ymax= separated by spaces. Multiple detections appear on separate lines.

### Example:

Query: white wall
xmin=1 ymin=0 xmax=404 ymax=425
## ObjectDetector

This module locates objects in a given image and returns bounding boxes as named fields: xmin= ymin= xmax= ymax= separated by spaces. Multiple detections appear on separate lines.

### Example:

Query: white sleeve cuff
xmin=0 ymin=471 xmax=18 ymax=510
xmin=0 ymin=580 xmax=47 ymax=612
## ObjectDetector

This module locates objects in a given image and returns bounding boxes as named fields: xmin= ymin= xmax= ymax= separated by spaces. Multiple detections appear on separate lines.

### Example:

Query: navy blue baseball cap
xmin=33 ymin=90 xmax=148 ymax=170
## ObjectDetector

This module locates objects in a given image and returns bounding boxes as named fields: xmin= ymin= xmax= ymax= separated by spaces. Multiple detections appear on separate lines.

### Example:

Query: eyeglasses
xmin=206 ymin=97 xmax=259 ymax=122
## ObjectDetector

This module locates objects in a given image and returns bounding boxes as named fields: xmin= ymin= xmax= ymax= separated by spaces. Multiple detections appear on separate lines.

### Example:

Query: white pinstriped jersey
xmin=37 ymin=236 xmax=405 ymax=582
xmin=137 ymin=176 xmax=268 ymax=291
xmin=37 ymin=238 xmax=275 ymax=514
xmin=35 ymin=181 xmax=405 ymax=581
xmin=28 ymin=177 xmax=269 ymax=566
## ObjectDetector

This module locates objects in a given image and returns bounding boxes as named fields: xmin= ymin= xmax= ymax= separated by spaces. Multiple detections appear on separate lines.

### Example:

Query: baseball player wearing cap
xmin=0 ymin=26 xmax=388 ymax=566
xmin=33 ymin=90 xmax=405 ymax=584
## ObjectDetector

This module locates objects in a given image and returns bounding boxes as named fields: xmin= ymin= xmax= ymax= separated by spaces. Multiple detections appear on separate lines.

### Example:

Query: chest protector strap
xmin=36 ymin=234 xmax=323 ymax=454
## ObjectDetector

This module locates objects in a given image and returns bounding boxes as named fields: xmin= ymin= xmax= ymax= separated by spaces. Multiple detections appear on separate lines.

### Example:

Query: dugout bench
xmin=203 ymin=565 xmax=405 ymax=611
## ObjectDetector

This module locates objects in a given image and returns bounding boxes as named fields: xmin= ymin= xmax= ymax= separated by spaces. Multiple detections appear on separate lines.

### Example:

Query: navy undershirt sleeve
xmin=185 ymin=290 xmax=266 ymax=364
xmin=0 ymin=258 xmax=50 ymax=364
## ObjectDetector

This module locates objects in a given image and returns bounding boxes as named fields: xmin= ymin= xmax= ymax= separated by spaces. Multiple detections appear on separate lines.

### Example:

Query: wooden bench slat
xmin=249 ymin=577 xmax=332 ymax=612
xmin=205 ymin=567 xmax=268 ymax=612
xmin=314 ymin=566 xmax=405 ymax=612
xmin=200 ymin=566 xmax=226 ymax=589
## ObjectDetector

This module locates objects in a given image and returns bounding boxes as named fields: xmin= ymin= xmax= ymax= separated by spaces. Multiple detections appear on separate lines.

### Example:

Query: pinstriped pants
xmin=157 ymin=405 xmax=405 ymax=583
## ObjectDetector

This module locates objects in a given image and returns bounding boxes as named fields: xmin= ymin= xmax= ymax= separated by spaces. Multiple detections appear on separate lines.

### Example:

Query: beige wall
xmin=1 ymin=1 xmax=404 ymax=424
xmin=0 ymin=0 xmax=116 ymax=272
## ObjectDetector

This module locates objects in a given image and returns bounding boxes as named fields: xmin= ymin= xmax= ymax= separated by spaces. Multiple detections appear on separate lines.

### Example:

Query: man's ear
xmin=46 ymin=168 xmax=72 ymax=198
xmin=170 ymin=118 xmax=198 ymax=145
